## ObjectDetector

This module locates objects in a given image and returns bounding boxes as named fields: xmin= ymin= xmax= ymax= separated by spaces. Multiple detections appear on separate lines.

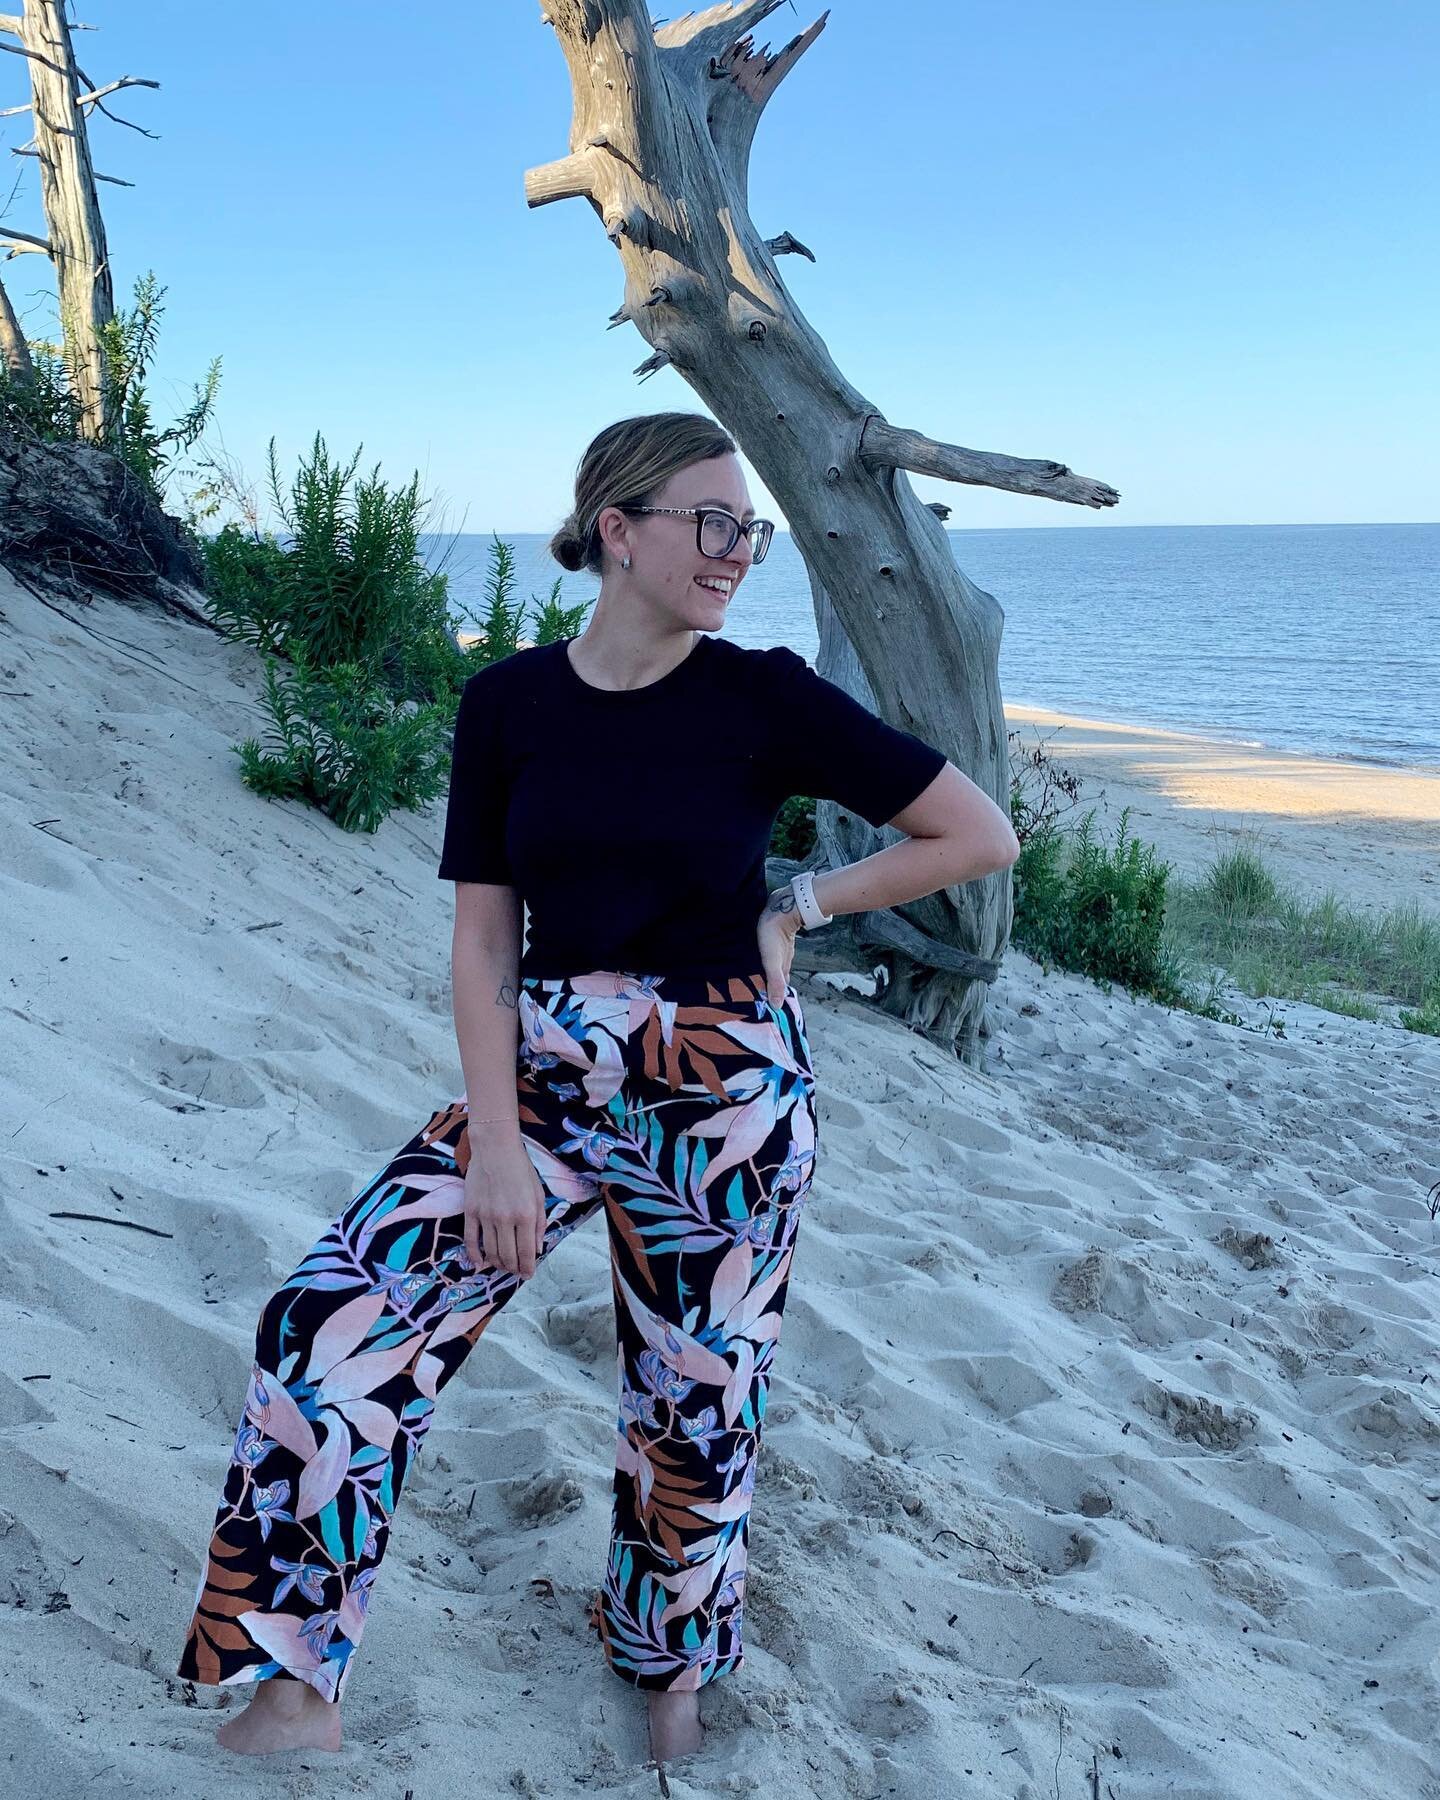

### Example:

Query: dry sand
xmin=2 ymin=574 xmax=1437 ymax=1798
xmin=1006 ymin=704 xmax=1440 ymax=917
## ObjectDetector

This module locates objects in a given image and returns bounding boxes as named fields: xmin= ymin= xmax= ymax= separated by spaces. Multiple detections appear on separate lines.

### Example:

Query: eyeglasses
xmin=619 ymin=505 xmax=775 ymax=564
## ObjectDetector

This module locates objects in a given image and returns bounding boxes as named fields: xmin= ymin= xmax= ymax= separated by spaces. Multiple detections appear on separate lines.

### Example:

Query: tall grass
xmin=1165 ymin=836 xmax=1440 ymax=1033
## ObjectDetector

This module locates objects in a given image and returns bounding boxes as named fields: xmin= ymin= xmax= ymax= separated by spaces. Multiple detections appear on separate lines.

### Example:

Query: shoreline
xmin=1004 ymin=701 xmax=1440 ymax=915
xmin=1006 ymin=696 xmax=1440 ymax=778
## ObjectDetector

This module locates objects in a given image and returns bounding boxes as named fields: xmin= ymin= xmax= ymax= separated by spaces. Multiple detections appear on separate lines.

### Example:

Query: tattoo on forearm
xmin=494 ymin=981 xmax=518 ymax=1010
xmin=766 ymin=889 xmax=798 ymax=917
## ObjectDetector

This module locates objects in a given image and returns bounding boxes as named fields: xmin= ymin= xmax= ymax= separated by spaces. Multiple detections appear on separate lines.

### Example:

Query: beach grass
xmin=1163 ymin=835 xmax=1440 ymax=1033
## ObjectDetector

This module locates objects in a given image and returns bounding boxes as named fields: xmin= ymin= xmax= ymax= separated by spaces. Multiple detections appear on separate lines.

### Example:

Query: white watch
xmin=789 ymin=871 xmax=833 ymax=930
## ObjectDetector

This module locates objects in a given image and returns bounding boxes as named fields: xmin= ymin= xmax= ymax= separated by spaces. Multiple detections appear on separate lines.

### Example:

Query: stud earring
xmin=621 ymin=554 xmax=631 ymax=570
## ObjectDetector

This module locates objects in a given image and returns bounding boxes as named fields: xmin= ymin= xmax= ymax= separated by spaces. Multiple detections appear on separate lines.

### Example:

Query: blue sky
xmin=3 ymin=1 xmax=1434 ymax=530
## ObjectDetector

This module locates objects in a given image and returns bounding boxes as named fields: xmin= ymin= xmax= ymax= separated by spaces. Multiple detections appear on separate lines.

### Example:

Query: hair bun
xmin=548 ymin=521 xmax=588 ymax=572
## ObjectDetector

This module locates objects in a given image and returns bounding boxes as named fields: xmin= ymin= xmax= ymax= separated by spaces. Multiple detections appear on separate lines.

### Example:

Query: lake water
xmin=423 ymin=523 xmax=1440 ymax=773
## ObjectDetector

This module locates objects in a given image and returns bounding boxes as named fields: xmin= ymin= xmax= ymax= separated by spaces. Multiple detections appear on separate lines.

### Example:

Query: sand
xmin=2 ymin=570 xmax=1437 ymax=1798
xmin=1006 ymin=704 xmax=1440 ymax=917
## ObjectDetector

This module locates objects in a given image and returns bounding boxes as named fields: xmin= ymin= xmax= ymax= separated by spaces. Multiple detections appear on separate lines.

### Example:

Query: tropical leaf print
xmin=178 ymin=970 xmax=817 ymax=1701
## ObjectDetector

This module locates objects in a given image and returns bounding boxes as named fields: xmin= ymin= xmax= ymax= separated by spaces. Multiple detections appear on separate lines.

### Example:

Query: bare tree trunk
xmin=526 ymin=1 xmax=1118 ymax=1064
xmin=4 ymin=1 xmax=116 ymax=438
xmin=0 ymin=272 xmax=34 ymax=384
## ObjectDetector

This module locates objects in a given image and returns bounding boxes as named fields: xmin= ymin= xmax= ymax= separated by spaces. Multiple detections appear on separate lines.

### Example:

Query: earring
xmin=621 ymin=554 xmax=631 ymax=570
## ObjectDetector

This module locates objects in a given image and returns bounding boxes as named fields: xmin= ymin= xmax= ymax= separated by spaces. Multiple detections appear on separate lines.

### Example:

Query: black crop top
xmin=437 ymin=632 xmax=947 ymax=979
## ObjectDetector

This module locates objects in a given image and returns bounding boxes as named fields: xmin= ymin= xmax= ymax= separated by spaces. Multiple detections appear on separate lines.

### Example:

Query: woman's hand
xmin=757 ymin=890 xmax=804 ymax=1009
xmin=463 ymin=1128 xmax=547 ymax=1279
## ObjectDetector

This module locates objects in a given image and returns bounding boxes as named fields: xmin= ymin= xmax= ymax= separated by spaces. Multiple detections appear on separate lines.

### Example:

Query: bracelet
xmin=788 ymin=870 xmax=834 ymax=930
xmin=469 ymin=1114 xmax=518 ymax=1124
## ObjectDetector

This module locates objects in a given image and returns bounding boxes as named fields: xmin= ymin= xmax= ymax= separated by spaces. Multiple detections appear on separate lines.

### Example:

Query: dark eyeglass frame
xmin=619 ymin=504 xmax=775 ymax=564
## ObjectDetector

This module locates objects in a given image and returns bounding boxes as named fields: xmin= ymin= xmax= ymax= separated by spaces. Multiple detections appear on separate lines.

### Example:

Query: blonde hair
xmin=549 ymin=411 xmax=738 ymax=575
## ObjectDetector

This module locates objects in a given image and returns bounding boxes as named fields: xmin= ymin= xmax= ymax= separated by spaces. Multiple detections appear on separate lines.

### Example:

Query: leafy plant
xmin=236 ymin=645 xmax=452 ymax=835
xmin=206 ymin=447 xmax=593 ymax=834
xmin=1012 ymin=805 xmax=1185 ymax=1004
xmin=0 ymin=272 xmax=219 ymax=505
xmin=96 ymin=272 xmax=220 ymax=492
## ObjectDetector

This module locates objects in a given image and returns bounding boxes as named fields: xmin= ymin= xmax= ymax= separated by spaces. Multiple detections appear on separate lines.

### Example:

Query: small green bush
xmin=206 ymin=443 xmax=591 ymax=835
xmin=1013 ymin=806 xmax=1185 ymax=1004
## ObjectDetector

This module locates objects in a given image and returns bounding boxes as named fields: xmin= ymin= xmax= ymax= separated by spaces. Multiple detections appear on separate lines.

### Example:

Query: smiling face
xmin=597 ymin=451 xmax=757 ymax=627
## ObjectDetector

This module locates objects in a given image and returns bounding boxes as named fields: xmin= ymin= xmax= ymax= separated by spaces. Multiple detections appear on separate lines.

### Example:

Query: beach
xmin=1006 ymin=703 xmax=1440 ymax=917
xmin=3 ymin=568 xmax=1437 ymax=1798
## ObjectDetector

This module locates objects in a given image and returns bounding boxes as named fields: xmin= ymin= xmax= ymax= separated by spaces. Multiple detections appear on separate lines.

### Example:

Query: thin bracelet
xmin=469 ymin=1114 xmax=518 ymax=1123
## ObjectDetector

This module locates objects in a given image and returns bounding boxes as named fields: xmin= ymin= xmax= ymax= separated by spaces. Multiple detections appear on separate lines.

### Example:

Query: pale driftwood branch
xmin=523 ymin=149 xmax=596 ymax=209
xmin=0 ymin=226 xmax=52 ymax=253
xmin=654 ymin=0 xmax=789 ymax=62
xmin=710 ymin=13 xmax=828 ymax=108
xmin=633 ymin=348 xmax=670 ymax=381
xmin=765 ymin=230 xmax=815 ymax=260
xmin=75 ymin=75 xmax=159 ymax=109
xmin=860 ymin=417 xmax=1121 ymax=511
xmin=0 ymin=100 xmax=31 ymax=115
xmin=73 ymin=64 xmax=159 ymax=137
xmin=0 ymin=14 xmax=22 ymax=34
xmin=0 ymin=38 xmax=67 ymax=73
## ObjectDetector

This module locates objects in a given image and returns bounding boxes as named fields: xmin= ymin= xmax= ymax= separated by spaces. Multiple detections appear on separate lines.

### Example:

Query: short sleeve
xmin=766 ymin=646 xmax=947 ymax=828
xmin=437 ymin=670 xmax=514 ymax=884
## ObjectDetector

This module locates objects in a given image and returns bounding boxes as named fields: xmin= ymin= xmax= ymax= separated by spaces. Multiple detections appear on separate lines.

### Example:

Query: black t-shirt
xmin=437 ymin=632 xmax=947 ymax=979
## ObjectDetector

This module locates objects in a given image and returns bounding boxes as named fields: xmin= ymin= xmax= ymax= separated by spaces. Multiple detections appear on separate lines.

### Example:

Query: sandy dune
xmin=2 ymin=572 xmax=1436 ymax=1798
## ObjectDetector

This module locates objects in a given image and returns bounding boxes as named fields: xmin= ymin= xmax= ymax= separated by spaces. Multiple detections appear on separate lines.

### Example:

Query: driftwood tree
xmin=526 ymin=0 xmax=1117 ymax=1063
xmin=0 ymin=1 xmax=157 ymax=438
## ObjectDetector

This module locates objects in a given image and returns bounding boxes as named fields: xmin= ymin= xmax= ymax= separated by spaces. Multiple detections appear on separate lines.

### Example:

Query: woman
xmin=176 ymin=410 xmax=1019 ymax=1764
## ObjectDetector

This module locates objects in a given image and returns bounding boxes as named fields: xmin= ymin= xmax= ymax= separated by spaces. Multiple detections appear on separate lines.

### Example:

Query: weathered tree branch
xmin=765 ymin=230 xmax=815 ymax=261
xmin=0 ymin=226 xmax=51 ymax=253
xmin=75 ymin=73 xmax=157 ymax=109
xmin=523 ymin=148 xmax=596 ymax=209
xmin=860 ymin=417 xmax=1121 ymax=510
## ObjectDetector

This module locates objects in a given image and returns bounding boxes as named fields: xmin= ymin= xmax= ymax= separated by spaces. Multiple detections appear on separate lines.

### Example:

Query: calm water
xmin=422 ymin=523 xmax=1440 ymax=773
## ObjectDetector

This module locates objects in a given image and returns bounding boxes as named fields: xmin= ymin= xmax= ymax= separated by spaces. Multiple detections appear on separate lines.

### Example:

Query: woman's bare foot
xmin=646 ymin=1688 xmax=703 ymax=1762
xmin=214 ymin=1675 xmax=343 ymax=1755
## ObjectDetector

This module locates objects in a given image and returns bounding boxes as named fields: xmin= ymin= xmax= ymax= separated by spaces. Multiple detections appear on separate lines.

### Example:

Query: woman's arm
xmin=808 ymin=762 xmax=1019 ymax=920
xmin=450 ymin=882 xmax=526 ymax=1138
xmin=757 ymin=763 xmax=1018 ymax=1001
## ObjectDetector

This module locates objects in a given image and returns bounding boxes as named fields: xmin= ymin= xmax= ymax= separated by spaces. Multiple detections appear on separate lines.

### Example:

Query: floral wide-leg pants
xmin=177 ymin=969 xmax=818 ymax=1702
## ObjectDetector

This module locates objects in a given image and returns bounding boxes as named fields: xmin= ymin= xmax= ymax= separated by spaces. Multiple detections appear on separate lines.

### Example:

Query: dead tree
xmin=525 ymin=1 xmax=1118 ymax=1064
xmin=0 ymin=3 xmax=157 ymax=438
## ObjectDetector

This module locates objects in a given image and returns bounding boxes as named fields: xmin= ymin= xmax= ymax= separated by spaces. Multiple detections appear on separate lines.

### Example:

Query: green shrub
xmin=1013 ymin=806 xmax=1185 ymax=1004
xmin=207 ymin=444 xmax=592 ymax=835
xmin=96 ymin=273 xmax=220 ymax=494
xmin=236 ymin=646 xmax=452 ymax=835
